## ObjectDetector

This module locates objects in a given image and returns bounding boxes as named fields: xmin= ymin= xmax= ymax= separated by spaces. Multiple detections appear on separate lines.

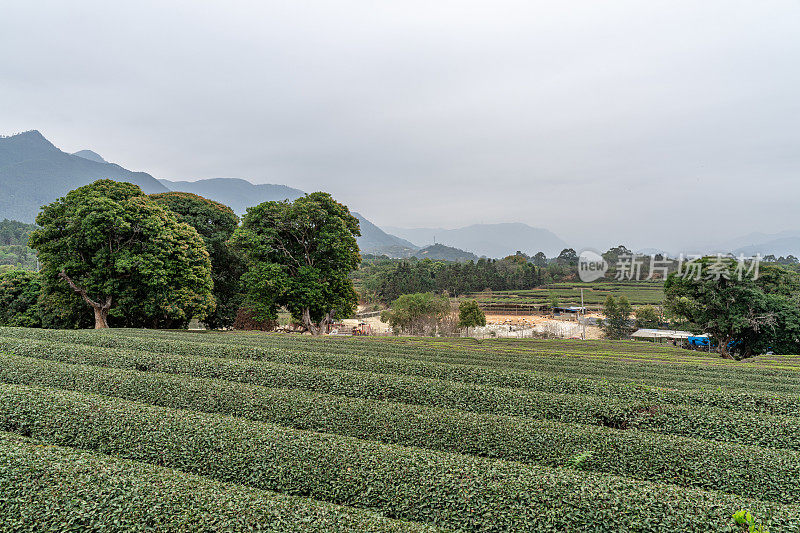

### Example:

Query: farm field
xmin=1 ymin=328 xmax=799 ymax=531
xmin=467 ymin=280 xmax=666 ymax=309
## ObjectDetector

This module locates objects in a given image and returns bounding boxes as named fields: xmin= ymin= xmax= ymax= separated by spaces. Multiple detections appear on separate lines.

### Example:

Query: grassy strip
xmin=0 ymin=432 xmax=431 ymax=532
xmin=1 ymin=383 xmax=798 ymax=532
xmin=3 ymin=339 xmax=800 ymax=451
xmin=2 ymin=353 xmax=799 ymax=504
xmin=0 ymin=335 xmax=797 ymax=417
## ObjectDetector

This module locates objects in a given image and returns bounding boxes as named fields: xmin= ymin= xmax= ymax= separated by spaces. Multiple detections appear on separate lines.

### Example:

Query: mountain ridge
xmin=384 ymin=222 xmax=568 ymax=258
xmin=0 ymin=130 xmax=168 ymax=222
xmin=351 ymin=213 xmax=418 ymax=256
xmin=0 ymin=131 xmax=417 ymax=256
xmin=413 ymin=243 xmax=478 ymax=262
xmin=72 ymin=149 xmax=107 ymax=163
xmin=733 ymin=236 xmax=800 ymax=257
xmin=158 ymin=178 xmax=305 ymax=216
xmin=0 ymin=130 xmax=574 ymax=261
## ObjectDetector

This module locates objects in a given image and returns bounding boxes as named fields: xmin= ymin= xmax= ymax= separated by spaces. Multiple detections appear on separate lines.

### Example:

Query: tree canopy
xmin=231 ymin=192 xmax=361 ymax=334
xmin=664 ymin=258 xmax=800 ymax=357
xmin=457 ymin=299 xmax=486 ymax=329
xmin=0 ymin=219 xmax=36 ymax=246
xmin=556 ymin=248 xmax=578 ymax=266
xmin=634 ymin=305 xmax=660 ymax=329
xmin=0 ymin=270 xmax=41 ymax=327
xmin=381 ymin=292 xmax=452 ymax=335
xmin=150 ymin=191 xmax=243 ymax=329
xmin=29 ymin=180 xmax=215 ymax=329
xmin=601 ymin=295 xmax=632 ymax=339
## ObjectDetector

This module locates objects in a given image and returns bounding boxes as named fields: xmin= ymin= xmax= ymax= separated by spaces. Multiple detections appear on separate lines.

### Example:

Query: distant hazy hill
xmin=352 ymin=213 xmax=418 ymax=257
xmin=158 ymin=178 xmax=304 ymax=216
xmin=384 ymin=222 xmax=568 ymax=258
xmin=0 ymin=130 xmax=168 ymax=222
xmin=72 ymin=149 xmax=106 ymax=163
xmin=413 ymin=243 xmax=477 ymax=262
xmin=687 ymin=230 xmax=800 ymax=256
xmin=157 ymin=183 xmax=413 ymax=256
xmin=733 ymin=235 xmax=800 ymax=257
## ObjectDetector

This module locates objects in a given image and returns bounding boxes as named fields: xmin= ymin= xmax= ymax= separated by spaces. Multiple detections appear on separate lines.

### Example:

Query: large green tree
xmin=29 ymin=180 xmax=215 ymax=329
xmin=150 ymin=192 xmax=243 ymax=329
xmin=664 ymin=258 xmax=800 ymax=357
xmin=231 ymin=192 xmax=361 ymax=335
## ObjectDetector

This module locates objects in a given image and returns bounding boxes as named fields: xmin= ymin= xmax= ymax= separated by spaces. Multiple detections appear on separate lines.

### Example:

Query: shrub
xmin=0 ymin=431 xmax=426 ymax=532
xmin=457 ymin=300 xmax=486 ymax=329
xmin=3 ymin=331 xmax=798 ymax=416
xmin=635 ymin=305 xmax=660 ymax=329
xmin=5 ymin=327 xmax=798 ymax=398
xmin=381 ymin=293 xmax=452 ymax=335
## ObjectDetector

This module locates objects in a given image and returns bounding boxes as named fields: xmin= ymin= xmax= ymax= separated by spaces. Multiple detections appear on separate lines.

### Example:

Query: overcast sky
xmin=2 ymin=0 xmax=799 ymax=250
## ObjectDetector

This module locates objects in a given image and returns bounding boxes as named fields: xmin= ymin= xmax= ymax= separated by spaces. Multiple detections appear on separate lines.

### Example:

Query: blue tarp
xmin=688 ymin=336 xmax=711 ymax=347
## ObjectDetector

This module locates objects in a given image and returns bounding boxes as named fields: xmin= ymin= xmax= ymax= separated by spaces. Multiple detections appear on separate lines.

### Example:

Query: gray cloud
xmin=2 ymin=0 xmax=799 ymax=251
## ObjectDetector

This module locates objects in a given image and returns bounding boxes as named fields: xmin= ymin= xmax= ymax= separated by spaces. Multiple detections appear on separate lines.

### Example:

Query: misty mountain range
xmin=2 ymin=130 xmax=798 ymax=259
xmin=728 ymin=232 xmax=800 ymax=258
xmin=384 ymin=223 xmax=568 ymax=259
xmin=0 ymin=131 xmax=489 ymax=257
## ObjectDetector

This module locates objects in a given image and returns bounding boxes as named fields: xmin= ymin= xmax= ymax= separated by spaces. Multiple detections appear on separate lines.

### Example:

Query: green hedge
xmin=0 ymin=334 xmax=796 ymax=416
xmin=2 ymin=353 xmax=799 ymax=504
xmin=204 ymin=335 xmax=800 ymax=394
xmin=6 ymin=326 xmax=800 ymax=401
xmin=2 ymin=338 xmax=800 ymax=451
xmin=0 ymin=431 xmax=430 ymax=532
xmin=115 ymin=326 xmax=800 ymax=375
xmin=1 ymin=384 xmax=798 ymax=531
xmin=3 ymin=326 xmax=799 ymax=398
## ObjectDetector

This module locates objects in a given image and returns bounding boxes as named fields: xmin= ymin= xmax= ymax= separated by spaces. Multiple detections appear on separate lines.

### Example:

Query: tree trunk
xmin=93 ymin=305 xmax=110 ymax=329
xmin=301 ymin=308 xmax=336 ymax=336
xmin=320 ymin=309 xmax=335 ymax=333
xmin=301 ymin=308 xmax=321 ymax=335
xmin=718 ymin=336 xmax=734 ymax=359
xmin=59 ymin=270 xmax=112 ymax=330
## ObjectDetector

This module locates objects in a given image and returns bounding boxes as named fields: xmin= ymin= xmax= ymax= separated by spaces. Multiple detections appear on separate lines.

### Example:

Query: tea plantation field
xmin=1 ymin=328 xmax=799 ymax=531
xmin=467 ymin=281 xmax=666 ymax=308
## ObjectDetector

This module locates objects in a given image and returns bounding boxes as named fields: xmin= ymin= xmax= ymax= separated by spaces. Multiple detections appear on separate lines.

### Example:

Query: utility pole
xmin=580 ymin=288 xmax=586 ymax=340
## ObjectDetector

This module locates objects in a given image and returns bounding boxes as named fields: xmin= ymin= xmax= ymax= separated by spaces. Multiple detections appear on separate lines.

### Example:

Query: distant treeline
xmin=353 ymin=251 xmax=578 ymax=304
xmin=353 ymin=246 xmax=800 ymax=305
xmin=0 ymin=219 xmax=36 ymax=246
xmin=0 ymin=219 xmax=37 ymax=272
